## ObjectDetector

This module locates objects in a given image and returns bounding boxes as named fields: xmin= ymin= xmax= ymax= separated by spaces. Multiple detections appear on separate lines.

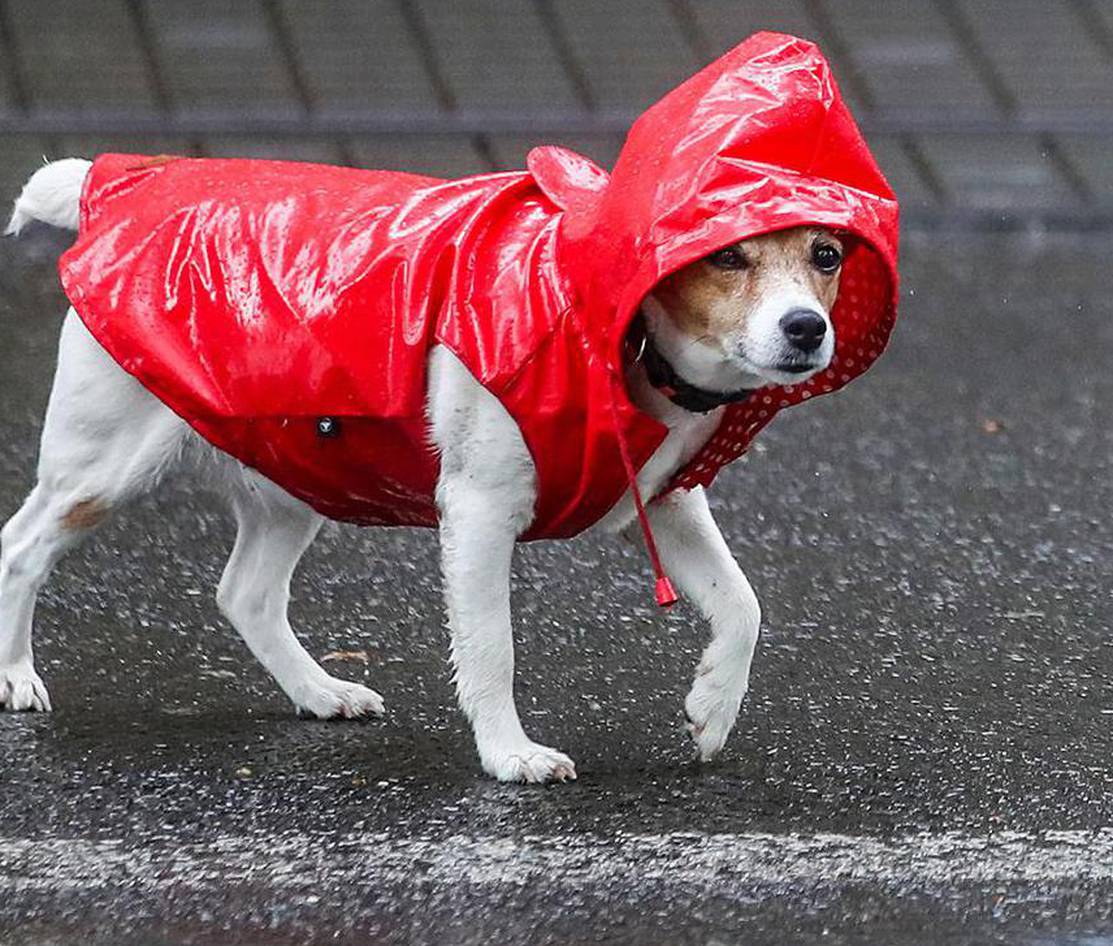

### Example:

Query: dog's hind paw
xmin=481 ymin=741 xmax=577 ymax=784
xmin=0 ymin=664 xmax=52 ymax=712
xmin=293 ymin=675 xmax=385 ymax=720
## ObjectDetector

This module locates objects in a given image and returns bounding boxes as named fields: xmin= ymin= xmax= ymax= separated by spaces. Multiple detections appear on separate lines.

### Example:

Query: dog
xmin=0 ymin=157 xmax=842 ymax=782
xmin=0 ymin=33 xmax=899 ymax=783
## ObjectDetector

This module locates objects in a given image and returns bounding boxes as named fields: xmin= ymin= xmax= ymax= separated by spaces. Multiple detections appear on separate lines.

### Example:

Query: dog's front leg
xmin=647 ymin=486 xmax=761 ymax=761
xmin=438 ymin=485 xmax=576 ymax=783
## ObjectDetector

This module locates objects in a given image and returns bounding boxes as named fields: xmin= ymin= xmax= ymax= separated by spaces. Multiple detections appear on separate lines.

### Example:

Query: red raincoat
xmin=59 ymin=33 xmax=898 ymax=560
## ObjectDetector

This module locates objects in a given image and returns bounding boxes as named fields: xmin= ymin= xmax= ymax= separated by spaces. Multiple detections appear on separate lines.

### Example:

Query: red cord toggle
xmin=655 ymin=576 xmax=678 ymax=608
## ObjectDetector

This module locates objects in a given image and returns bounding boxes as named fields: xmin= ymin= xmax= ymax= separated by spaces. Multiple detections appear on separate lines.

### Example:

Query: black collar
xmin=626 ymin=317 xmax=755 ymax=414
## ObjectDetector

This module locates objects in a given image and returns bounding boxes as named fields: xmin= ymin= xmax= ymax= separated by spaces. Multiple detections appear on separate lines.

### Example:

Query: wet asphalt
xmin=1 ymin=224 xmax=1112 ymax=945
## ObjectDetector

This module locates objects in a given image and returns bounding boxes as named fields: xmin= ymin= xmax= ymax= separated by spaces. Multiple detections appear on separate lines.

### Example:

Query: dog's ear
xmin=527 ymin=146 xmax=609 ymax=218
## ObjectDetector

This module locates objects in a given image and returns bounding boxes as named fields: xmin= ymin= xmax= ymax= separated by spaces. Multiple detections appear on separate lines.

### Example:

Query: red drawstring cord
xmin=607 ymin=374 xmax=678 ymax=608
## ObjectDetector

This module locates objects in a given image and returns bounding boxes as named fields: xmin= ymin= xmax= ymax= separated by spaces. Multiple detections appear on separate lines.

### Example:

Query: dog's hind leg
xmin=0 ymin=484 xmax=74 ymax=710
xmin=0 ymin=311 xmax=188 ymax=710
xmin=216 ymin=472 xmax=384 ymax=719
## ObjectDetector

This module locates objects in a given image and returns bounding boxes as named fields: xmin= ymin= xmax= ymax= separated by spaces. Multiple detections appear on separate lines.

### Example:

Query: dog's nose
xmin=779 ymin=309 xmax=827 ymax=353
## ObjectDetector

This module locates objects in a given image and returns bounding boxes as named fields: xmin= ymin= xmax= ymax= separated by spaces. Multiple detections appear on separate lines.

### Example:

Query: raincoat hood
xmin=532 ymin=30 xmax=898 ymax=404
xmin=57 ymin=32 xmax=898 ymax=606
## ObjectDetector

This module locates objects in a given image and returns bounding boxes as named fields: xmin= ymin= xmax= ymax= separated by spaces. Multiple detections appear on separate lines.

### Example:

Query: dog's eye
xmin=707 ymin=246 xmax=748 ymax=270
xmin=812 ymin=242 xmax=842 ymax=273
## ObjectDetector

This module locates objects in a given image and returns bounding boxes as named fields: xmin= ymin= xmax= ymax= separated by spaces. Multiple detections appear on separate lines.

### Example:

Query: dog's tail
xmin=6 ymin=158 xmax=91 ymax=236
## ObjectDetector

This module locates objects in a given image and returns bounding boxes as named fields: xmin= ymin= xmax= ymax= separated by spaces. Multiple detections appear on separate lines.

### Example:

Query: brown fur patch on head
xmin=61 ymin=498 xmax=108 ymax=531
xmin=651 ymin=227 xmax=843 ymax=344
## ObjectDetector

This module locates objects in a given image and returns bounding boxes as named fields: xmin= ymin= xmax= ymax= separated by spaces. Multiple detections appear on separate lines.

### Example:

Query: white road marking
xmin=3 ymin=829 xmax=1113 ymax=892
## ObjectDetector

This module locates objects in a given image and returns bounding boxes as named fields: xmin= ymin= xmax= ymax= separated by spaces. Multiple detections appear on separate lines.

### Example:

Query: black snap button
xmin=316 ymin=416 xmax=341 ymax=438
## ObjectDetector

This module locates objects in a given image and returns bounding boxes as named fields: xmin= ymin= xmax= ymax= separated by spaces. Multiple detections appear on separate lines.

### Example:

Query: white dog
xmin=0 ymin=158 xmax=844 ymax=782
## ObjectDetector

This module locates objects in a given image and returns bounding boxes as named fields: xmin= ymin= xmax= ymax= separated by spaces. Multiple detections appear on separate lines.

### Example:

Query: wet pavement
xmin=2 ymin=225 xmax=1113 ymax=943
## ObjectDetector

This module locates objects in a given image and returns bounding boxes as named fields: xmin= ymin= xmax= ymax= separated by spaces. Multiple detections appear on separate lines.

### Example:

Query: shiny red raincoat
xmin=59 ymin=32 xmax=899 ymax=548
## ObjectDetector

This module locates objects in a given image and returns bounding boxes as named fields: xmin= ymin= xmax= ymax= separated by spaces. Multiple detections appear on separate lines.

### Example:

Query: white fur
xmin=0 ymin=159 xmax=822 ymax=783
xmin=5 ymin=158 xmax=90 ymax=235
xmin=428 ymin=348 xmax=576 ymax=782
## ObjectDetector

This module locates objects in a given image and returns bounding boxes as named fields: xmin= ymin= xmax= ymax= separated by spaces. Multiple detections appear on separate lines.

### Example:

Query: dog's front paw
xmin=480 ymin=740 xmax=577 ymax=784
xmin=684 ymin=666 xmax=746 ymax=761
xmin=293 ymin=675 xmax=385 ymax=720
xmin=0 ymin=663 xmax=51 ymax=712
